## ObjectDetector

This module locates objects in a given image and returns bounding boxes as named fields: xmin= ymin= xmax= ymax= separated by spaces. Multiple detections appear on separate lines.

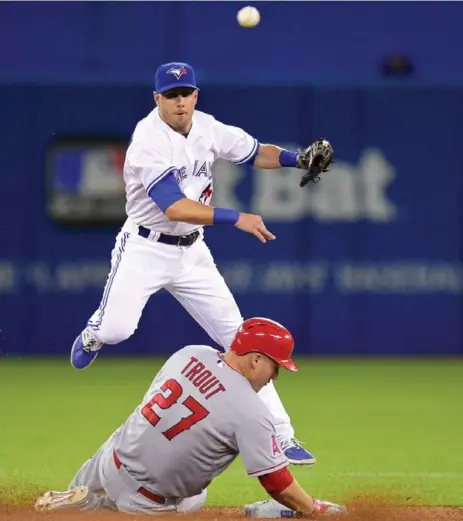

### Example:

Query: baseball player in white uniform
xmin=38 ymin=318 xmax=346 ymax=518
xmin=70 ymin=61 xmax=330 ymax=465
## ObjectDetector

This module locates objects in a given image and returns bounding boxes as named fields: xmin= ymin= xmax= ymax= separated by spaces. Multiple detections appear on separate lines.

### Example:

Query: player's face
xmin=249 ymin=354 xmax=280 ymax=392
xmin=154 ymin=87 xmax=198 ymax=134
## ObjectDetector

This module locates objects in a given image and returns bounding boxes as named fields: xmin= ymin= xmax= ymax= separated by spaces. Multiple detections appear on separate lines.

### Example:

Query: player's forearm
xmin=253 ymin=144 xmax=284 ymax=169
xmin=270 ymin=478 xmax=315 ymax=516
xmin=164 ymin=198 xmax=239 ymax=226
xmin=164 ymin=198 xmax=215 ymax=224
xmin=253 ymin=144 xmax=300 ymax=170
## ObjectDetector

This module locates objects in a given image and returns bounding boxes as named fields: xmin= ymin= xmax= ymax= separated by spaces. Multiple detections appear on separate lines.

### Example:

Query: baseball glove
xmin=298 ymin=138 xmax=334 ymax=187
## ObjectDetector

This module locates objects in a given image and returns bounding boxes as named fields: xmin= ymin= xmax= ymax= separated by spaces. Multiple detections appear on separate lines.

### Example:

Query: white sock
xmin=82 ymin=327 xmax=104 ymax=351
xmin=257 ymin=380 xmax=294 ymax=442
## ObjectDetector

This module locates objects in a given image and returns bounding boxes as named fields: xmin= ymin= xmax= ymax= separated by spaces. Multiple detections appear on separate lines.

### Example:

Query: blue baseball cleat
xmin=70 ymin=329 xmax=103 ymax=370
xmin=283 ymin=439 xmax=316 ymax=466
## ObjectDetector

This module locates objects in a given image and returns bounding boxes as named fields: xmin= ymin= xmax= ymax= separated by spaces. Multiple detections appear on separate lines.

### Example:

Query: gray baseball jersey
xmin=112 ymin=345 xmax=288 ymax=499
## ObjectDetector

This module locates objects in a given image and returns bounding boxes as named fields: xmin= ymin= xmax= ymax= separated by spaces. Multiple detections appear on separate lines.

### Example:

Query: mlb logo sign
xmin=167 ymin=66 xmax=187 ymax=80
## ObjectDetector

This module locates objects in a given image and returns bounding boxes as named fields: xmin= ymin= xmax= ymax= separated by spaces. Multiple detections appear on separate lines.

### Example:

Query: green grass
xmin=0 ymin=357 xmax=462 ymax=506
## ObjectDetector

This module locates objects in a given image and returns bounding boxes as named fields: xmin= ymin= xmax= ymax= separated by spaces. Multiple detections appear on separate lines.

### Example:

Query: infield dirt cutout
xmin=1 ymin=493 xmax=462 ymax=521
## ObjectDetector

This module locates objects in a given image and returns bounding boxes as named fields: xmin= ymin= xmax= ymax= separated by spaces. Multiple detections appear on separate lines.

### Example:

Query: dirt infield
xmin=1 ymin=502 xmax=463 ymax=521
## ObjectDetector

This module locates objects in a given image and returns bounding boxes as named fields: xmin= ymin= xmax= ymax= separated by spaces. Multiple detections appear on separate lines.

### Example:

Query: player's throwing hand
xmin=235 ymin=213 xmax=276 ymax=244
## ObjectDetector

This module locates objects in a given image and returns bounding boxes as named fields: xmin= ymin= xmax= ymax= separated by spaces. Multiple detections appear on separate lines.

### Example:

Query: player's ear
xmin=153 ymin=92 xmax=159 ymax=106
xmin=251 ymin=353 xmax=261 ymax=368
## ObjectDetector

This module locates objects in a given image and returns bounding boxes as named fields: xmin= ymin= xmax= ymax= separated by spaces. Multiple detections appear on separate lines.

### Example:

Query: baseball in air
xmin=237 ymin=6 xmax=260 ymax=28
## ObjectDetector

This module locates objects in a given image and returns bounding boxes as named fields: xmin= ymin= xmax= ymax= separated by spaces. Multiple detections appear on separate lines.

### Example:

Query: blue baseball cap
xmin=154 ymin=62 xmax=199 ymax=94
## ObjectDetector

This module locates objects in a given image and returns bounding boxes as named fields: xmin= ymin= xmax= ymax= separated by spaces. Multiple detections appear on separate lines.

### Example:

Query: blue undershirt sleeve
xmin=243 ymin=142 xmax=260 ymax=165
xmin=148 ymin=172 xmax=186 ymax=213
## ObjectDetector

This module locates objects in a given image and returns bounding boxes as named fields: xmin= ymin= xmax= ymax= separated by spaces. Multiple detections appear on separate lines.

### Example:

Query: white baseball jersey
xmin=124 ymin=108 xmax=258 ymax=235
xmin=111 ymin=345 xmax=288 ymax=499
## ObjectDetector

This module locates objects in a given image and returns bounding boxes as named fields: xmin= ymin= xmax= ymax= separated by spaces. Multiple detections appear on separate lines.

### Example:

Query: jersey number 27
xmin=141 ymin=378 xmax=209 ymax=440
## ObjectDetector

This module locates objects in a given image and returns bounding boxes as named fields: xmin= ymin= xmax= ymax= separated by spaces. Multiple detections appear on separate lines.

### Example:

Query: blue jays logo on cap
xmin=167 ymin=66 xmax=187 ymax=80
xmin=154 ymin=62 xmax=199 ymax=94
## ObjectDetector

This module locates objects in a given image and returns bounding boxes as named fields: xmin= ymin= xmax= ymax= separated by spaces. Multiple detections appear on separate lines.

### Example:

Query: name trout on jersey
xmin=181 ymin=356 xmax=226 ymax=400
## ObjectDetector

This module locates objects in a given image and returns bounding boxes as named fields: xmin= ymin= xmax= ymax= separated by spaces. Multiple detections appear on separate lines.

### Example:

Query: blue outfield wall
xmin=1 ymin=83 xmax=463 ymax=357
xmin=1 ymin=2 xmax=463 ymax=82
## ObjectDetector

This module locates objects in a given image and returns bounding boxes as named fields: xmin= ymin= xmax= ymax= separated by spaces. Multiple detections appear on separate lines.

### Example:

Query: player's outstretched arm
xmin=148 ymin=171 xmax=275 ymax=243
xmin=256 ymin=471 xmax=347 ymax=518
xmin=258 ymin=471 xmax=314 ymax=516
xmin=252 ymin=141 xmax=334 ymax=190
xmin=253 ymin=144 xmax=301 ymax=170
xmin=164 ymin=198 xmax=215 ymax=224
xmin=165 ymin=199 xmax=275 ymax=244
xmin=267 ymin=477 xmax=315 ymax=515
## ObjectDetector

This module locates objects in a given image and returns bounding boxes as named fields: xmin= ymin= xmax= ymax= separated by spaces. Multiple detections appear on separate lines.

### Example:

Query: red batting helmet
xmin=230 ymin=317 xmax=298 ymax=372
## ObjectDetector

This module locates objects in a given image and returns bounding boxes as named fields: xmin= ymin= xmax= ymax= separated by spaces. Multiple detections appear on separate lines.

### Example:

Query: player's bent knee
xmin=176 ymin=489 xmax=207 ymax=514
xmin=94 ymin=324 xmax=137 ymax=345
